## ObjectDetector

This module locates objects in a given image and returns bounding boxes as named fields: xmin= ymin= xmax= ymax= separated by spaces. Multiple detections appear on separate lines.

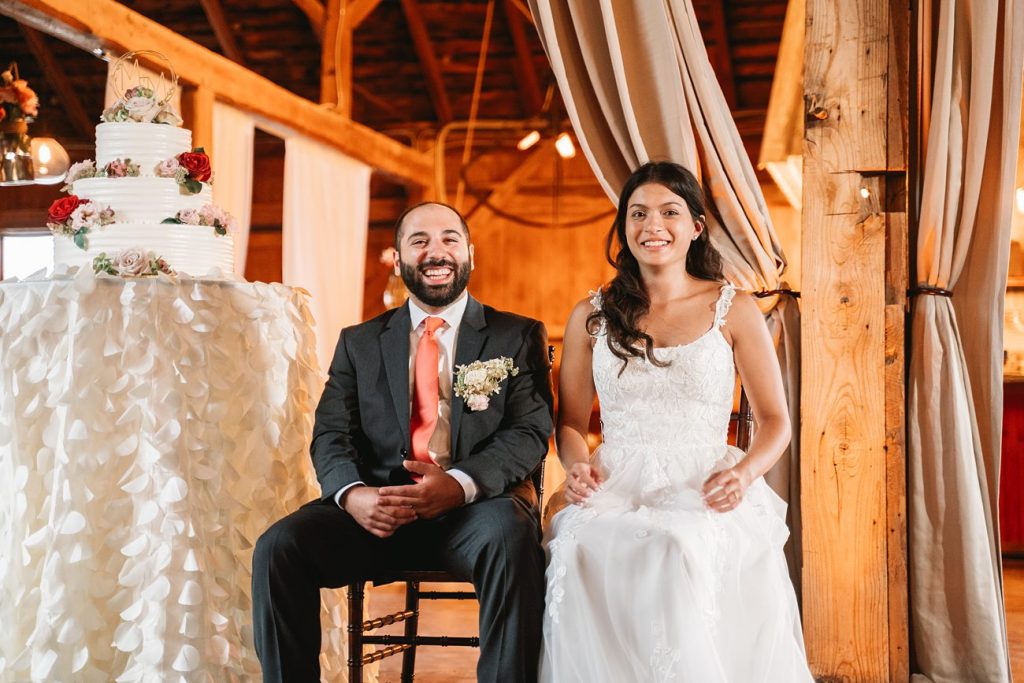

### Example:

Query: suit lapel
xmin=380 ymin=304 xmax=412 ymax=447
xmin=450 ymin=295 xmax=487 ymax=458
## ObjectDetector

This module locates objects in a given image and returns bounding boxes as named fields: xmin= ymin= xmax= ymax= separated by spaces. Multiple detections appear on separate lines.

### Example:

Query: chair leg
xmin=400 ymin=580 xmax=421 ymax=683
xmin=348 ymin=581 xmax=365 ymax=682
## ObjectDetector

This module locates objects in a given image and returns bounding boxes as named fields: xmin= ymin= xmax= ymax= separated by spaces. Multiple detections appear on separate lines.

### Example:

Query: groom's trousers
xmin=252 ymin=493 xmax=545 ymax=683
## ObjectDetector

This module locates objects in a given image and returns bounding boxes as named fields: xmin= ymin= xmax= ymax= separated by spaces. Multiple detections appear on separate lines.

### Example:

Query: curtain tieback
xmin=909 ymin=285 xmax=953 ymax=298
xmin=753 ymin=288 xmax=801 ymax=299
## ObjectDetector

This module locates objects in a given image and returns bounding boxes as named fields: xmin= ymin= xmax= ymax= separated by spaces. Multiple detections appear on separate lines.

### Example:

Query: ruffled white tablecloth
xmin=0 ymin=269 xmax=347 ymax=682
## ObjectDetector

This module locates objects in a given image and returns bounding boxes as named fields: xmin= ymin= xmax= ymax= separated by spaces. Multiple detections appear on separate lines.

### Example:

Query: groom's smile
xmin=393 ymin=202 xmax=476 ymax=311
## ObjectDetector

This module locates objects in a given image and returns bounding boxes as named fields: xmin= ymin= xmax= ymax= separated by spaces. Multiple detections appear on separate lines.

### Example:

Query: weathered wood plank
xmin=884 ymin=0 xmax=910 ymax=679
xmin=0 ymin=0 xmax=434 ymax=186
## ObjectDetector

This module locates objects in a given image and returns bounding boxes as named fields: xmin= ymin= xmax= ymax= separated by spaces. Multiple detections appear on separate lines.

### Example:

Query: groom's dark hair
xmin=393 ymin=201 xmax=471 ymax=248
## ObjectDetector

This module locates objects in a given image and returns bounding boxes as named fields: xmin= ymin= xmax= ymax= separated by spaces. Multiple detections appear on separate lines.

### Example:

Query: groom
xmin=252 ymin=201 xmax=553 ymax=682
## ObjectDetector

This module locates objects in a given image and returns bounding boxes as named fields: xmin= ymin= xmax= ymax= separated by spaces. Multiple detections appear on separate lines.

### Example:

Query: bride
xmin=539 ymin=161 xmax=813 ymax=681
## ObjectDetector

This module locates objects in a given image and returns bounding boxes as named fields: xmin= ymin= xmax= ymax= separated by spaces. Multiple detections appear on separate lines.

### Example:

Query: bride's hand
xmin=702 ymin=465 xmax=752 ymax=513
xmin=564 ymin=462 xmax=603 ymax=504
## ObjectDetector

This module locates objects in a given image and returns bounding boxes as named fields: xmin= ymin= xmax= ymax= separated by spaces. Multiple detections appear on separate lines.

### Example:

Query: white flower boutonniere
xmin=454 ymin=357 xmax=519 ymax=411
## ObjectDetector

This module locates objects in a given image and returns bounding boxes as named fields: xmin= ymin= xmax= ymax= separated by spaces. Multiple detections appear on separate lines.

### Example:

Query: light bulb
xmin=555 ymin=132 xmax=576 ymax=159
xmin=1016 ymin=187 xmax=1024 ymax=213
xmin=517 ymin=130 xmax=540 ymax=151
xmin=29 ymin=137 xmax=70 ymax=185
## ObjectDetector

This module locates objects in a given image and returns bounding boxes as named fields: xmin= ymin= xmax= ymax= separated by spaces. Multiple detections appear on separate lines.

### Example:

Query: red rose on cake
xmin=177 ymin=151 xmax=212 ymax=182
xmin=48 ymin=195 xmax=87 ymax=224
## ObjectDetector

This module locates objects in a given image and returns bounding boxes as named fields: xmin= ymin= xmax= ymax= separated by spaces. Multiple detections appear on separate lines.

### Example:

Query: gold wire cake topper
xmin=107 ymin=50 xmax=178 ymax=109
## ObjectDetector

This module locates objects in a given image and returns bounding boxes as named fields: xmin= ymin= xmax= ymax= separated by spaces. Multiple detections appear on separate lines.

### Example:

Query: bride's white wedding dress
xmin=539 ymin=285 xmax=813 ymax=682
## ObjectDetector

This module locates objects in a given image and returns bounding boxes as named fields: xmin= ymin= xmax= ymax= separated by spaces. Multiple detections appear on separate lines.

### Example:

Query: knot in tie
xmin=423 ymin=316 xmax=445 ymax=335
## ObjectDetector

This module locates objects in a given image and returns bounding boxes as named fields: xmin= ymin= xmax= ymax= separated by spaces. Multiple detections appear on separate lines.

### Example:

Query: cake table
xmin=0 ymin=270 xmax=346 ymax=681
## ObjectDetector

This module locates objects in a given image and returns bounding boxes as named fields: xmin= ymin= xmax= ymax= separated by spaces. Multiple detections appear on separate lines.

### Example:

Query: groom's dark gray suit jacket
xmin=310 ymin=295 xmax=554 ymax=505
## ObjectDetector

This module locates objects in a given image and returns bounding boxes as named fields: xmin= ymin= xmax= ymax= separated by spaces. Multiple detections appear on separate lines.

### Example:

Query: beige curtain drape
xmin=909 ymin=1 xmax=1023 ymax=680
xmin=528 ymin=0 xmax=803 ymax=591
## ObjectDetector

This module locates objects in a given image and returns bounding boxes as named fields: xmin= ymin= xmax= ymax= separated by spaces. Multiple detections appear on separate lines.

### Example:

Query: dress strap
xmin=713 ymin=283 xmax=736 ymax=329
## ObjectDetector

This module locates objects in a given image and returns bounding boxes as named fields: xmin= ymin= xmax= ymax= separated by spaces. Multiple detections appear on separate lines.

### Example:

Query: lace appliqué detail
xmin=714 ymin=283 xmax=736 ymax=328
xmin=650 ymin=623 xmax=681 ymax=680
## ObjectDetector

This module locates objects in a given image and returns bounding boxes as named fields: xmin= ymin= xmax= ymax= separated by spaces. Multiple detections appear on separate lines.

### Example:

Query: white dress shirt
xmin=335 ymin=293 xmax=480 ymax=508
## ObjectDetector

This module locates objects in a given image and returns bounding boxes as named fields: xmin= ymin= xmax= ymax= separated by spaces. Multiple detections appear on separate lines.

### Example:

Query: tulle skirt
xmin=539 ymin=444 xmax=813 ymax=682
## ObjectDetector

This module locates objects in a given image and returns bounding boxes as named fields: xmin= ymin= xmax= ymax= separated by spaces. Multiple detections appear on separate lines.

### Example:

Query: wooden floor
xmin=371 ymin=582 xmax=479 ymax=683
xmin=367 ymin=564 xmax=1024 ymax=682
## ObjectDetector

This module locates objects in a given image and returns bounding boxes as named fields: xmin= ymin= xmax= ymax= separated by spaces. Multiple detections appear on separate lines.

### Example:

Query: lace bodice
xmin=590 ymin=285 xmax=736 ymax=463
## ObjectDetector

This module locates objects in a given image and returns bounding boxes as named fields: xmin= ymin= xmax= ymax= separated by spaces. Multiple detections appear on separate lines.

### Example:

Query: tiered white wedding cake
xmin=47 ymin=85 xmax=235 ymax=277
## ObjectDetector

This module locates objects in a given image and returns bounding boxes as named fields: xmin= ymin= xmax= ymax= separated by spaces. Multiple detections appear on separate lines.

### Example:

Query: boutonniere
xmin=454 ymin=357 xmax=519 ymax=411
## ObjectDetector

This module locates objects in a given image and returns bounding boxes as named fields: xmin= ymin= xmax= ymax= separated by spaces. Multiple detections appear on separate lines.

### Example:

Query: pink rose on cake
xmin=156 ymin=148 xmax=212 ymax=194
xmin=155 ymin=157 xmax=180 ymax=177
xmin=176 ymin=208 xmax=201 ymax=225
xmin=93 ymin=249 xmax=175 ymax=278
xmin=163 ymin=203 xmax=235 ymax=236
xmin=113 ymin=248 xmax=150 ymax=277
xmin=70 ymin=203 xmax=114 ymax=231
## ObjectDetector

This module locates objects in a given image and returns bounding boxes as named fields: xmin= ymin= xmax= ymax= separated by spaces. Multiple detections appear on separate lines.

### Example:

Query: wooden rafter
xmin=292 ymin=0 xmax=324 ymax=39
xmin=19 ymin=24 xmax=92 ymax=139
xmin=502 ymin=0 xmax=542 ymax=116
xmin=400 ymin=0 xmax=453 ymax=123
xmin=703 ymin=0 xmax=736 ymax=108
xmin=0 ymin=0 xmax=433 ymax=186
xmin=199 ymin=0 xmax=245 ymax=65
xmin=353 ymin=82 xmax=409 ymax=120
xmin=348 ymin=0 xmax=383 ymax=28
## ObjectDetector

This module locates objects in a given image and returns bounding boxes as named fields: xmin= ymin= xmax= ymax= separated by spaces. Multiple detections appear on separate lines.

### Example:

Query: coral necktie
xmin=410 ymin=316 xmax=445 ymax=469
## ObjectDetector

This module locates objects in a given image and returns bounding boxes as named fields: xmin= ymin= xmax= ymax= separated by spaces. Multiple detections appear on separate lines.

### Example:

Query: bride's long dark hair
xmin=588 ymin=161 xmax=724 ymax=368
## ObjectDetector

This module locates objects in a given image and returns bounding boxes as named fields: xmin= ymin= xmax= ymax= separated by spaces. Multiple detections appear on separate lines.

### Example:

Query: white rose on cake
xmin=124 ymin=95 xmax=161 ymax=123
xmin=114 ymin=248 xmax=150 ymax=277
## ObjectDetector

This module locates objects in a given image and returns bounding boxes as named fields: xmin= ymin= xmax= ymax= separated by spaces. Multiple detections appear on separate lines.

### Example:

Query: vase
xmin=0 ymin=126 xmax=34 ymax=186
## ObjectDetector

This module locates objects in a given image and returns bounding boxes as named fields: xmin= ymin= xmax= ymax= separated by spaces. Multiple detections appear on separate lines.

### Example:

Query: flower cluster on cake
xmin=46 ymin=51 xmax=236 ymax=278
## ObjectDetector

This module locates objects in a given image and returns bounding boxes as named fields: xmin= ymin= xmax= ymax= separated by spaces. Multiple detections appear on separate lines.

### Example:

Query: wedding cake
xmin=47 ymin=84 xmax=235 ymax=277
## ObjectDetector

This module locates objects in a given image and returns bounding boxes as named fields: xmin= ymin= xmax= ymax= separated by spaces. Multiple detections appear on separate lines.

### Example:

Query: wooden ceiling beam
xmin=399 ymin=0 xmax=453 ymax=123
xmin=199 ymin=0 xmax=246 ymax=65
xmin=0 ymin=0 xmax=434 ymax=186
xmin=502 ymin=0 xmax=542 ymax=116
xmin=19 ymin=24 xmax=93 ymax=139
xmin=292 ymin=0 xmax=325 ymax=40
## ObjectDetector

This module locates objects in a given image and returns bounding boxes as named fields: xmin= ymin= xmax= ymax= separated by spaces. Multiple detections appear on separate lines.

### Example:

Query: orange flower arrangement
xmin=0 ymin=64 xmax=39 ymax=132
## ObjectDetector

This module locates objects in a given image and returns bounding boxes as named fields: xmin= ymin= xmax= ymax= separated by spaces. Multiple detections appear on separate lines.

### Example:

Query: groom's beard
xmin=400 ymin=257 xmax=471 ymax=308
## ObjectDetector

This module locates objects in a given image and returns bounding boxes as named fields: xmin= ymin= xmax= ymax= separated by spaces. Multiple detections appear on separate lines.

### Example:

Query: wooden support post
xmin=801 ymin=0 xmax=908 ymax=680
xmin=180 ymin=84 xmax=214 ymax=159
